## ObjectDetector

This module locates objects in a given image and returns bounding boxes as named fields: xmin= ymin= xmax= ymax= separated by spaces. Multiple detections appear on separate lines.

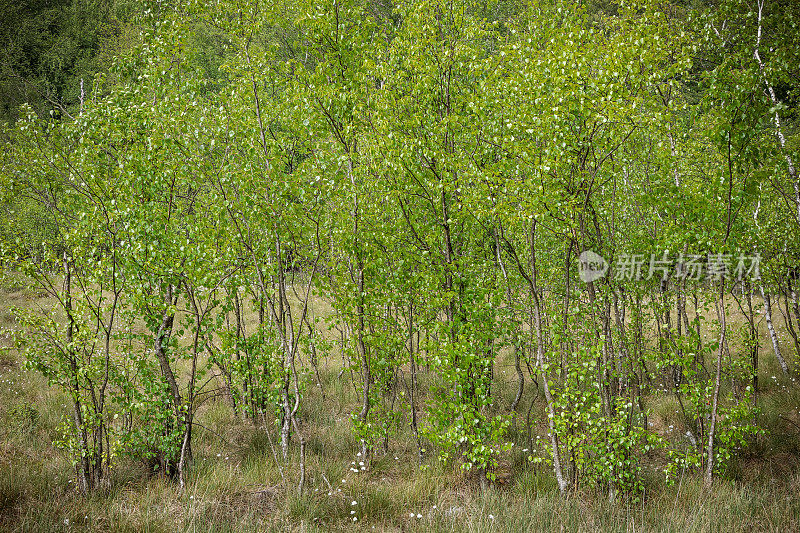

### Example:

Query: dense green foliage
xmin=1 ymin=0 xmax=799 ymax=512
xmin=0 ymin=0 xmax=137 ymax=124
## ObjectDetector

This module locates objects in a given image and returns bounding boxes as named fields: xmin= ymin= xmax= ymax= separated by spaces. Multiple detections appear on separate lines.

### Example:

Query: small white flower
xmin=416 ymin=514 xmax=422 ymax=519
xmin=489 ymin=514 xmax=495 ymax=520
xmin=351 ymin=501 xmax=357 ymax=506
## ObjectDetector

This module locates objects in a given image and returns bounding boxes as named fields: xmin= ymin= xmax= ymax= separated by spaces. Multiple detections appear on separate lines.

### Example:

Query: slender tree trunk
xmin=64 ymin=253 xmax=91 ymax=494
xmin=343 ymin=156 xmax=371 ymax=456
xmin=152 ymin=285 xmax=182 ymax=477
xmin=612 ymin=290 xmax=628 ymax=397
xmin=408 ymin=299 xmax=423 ymax=464
xmin=441 ymin=190 xmax=456 ymax=338
xmin=178 ymin=415 xmax=192 ymax=489
xmin=304 ymin=313 xmax=325 ymax=397
xmin=154 ymin=286 xmax=181 ymax=416
xmin=275 ymin=237 xmax=295 ymax=460
xmin=634 ymin=292 xmax=650 ymax=388
xmin=530 ymin=221 xmax=569 ymax=495
xmin=761 ymin=286 xmax=788 ymax=374
xmin=783 ymin=274 xmax=800 ymax=359
xmin=745 ymin=285 xmax=758 ymax=415
xmin=561 ymin=242 xmax=572 ymax=379
xmin=705 ymin=280 xmax=727 ymax=489
xmin=495 ymin=227 xmax=524 ymax=413
xmin=791 ymin=277 xmax=800 ymax=333
xmin=754 ymin=0 xmax=800 ymax=226
xmin=233 ymin=290 xmax=244 ymax=416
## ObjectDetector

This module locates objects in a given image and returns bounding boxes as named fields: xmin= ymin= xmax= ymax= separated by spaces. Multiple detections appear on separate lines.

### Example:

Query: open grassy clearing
xmin=1 ymin=276 xmax=800 ymax=532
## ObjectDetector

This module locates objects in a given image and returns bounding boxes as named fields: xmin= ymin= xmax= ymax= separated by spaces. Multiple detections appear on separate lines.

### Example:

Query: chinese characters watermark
xmin=578 ymin=251 xmax=760 ymax=283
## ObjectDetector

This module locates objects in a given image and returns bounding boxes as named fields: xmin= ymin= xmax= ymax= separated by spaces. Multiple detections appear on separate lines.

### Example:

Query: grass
xmin=1 ymin=278 xmax=800 ymax=531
